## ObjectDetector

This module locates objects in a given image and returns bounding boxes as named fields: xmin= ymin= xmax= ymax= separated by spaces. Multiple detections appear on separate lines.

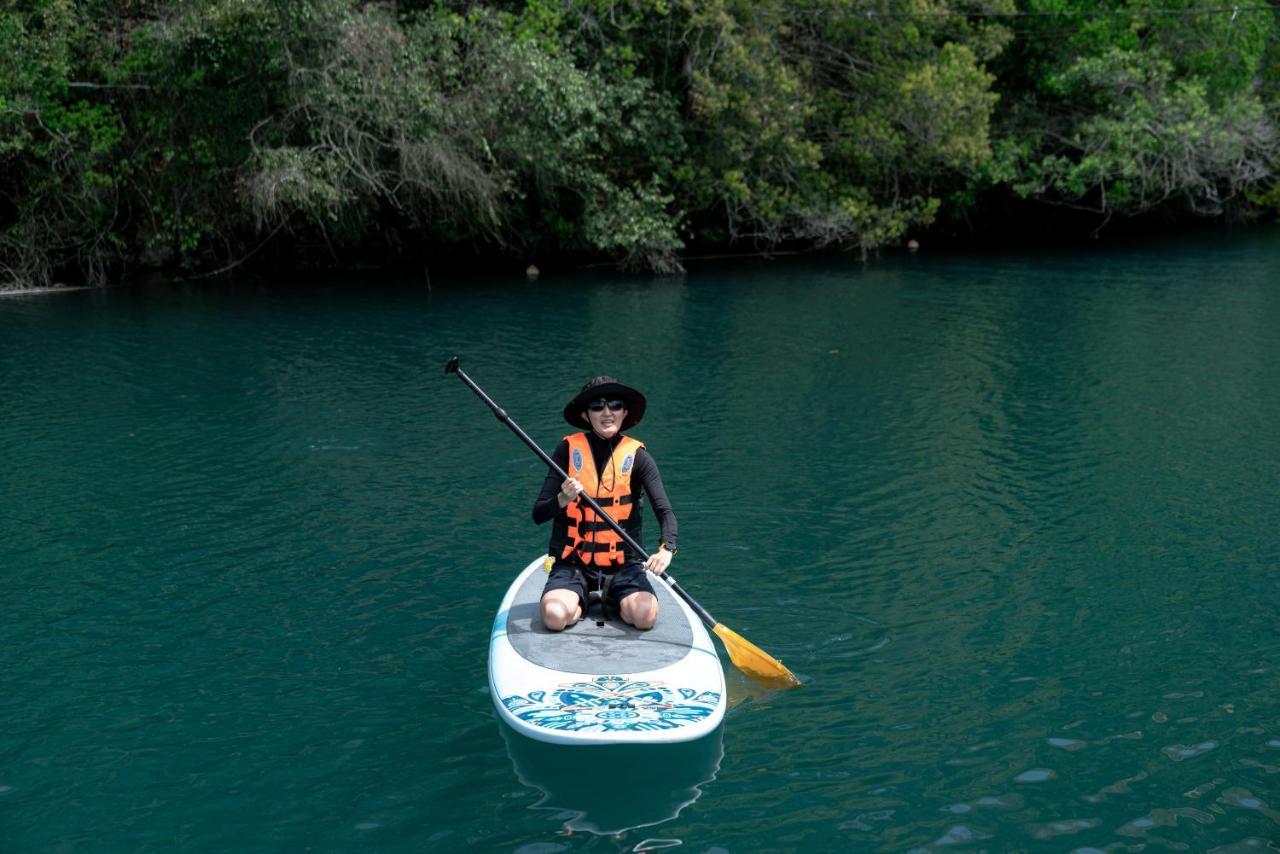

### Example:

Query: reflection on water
xmin=499 ymin=721 xmax=724 ymax=836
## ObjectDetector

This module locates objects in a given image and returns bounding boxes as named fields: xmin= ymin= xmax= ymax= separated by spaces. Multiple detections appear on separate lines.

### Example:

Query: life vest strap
xmin=571 ymin=518 xmax=634 ymax=535
xmin=569 ymin=540 xmax=629 ymax=555
xmin=576 ymin=567 xmax=616 ymax=622
xmin=570 ymin=493 xmax=634 ymax=508
xmin=559 ymin=543 xmax=625 ymax=565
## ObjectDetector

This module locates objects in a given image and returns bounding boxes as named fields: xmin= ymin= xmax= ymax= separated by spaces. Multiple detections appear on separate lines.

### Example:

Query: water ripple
xmin=5 ymin=240 xmax=1280 ymax=849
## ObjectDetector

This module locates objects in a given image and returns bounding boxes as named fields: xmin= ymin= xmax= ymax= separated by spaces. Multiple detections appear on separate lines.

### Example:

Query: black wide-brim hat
xmin=563 ymin=375 xmax=647 ymax=430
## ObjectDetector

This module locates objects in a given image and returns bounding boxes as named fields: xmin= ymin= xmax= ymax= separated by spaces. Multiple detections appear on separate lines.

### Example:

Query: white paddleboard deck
xmin=489 ymin=556 xmax=726 ymax=745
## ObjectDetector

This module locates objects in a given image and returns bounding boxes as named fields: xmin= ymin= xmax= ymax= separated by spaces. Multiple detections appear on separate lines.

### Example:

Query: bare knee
xmin=621 ymin=592 xmax=658 ymax=630
xmin=541 ymin=595 xmax=580 ymax=632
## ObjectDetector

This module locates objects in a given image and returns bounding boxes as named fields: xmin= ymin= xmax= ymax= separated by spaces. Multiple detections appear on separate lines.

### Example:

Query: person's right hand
xmin=558 ymin=477 xmax=583 ymax=507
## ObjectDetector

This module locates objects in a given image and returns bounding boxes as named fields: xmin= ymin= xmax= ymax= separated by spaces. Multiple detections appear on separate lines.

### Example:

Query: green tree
xmin=988 ymin=0 xmax=1280 ymax=224
xmin=5 ymin=0 xmax=1274 ymax=289
xmin=1 ymin=0 xmax=125 ymax=288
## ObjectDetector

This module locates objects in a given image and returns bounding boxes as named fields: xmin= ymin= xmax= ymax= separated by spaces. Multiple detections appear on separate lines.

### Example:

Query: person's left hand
xmin=643 ymin=547 xmax=673 ymax=576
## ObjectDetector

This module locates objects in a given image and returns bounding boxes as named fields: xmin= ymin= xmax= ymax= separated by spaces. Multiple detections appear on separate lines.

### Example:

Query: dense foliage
xmin=2 ymin=0 xmax=1277 ymax=288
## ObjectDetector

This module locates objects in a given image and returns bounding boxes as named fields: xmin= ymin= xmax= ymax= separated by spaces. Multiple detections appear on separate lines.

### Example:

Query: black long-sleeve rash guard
xmin=532 ymin=432 xmax=678 ymax=560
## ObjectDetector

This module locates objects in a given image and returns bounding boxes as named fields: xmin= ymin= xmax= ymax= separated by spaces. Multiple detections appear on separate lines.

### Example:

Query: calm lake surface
xmin=3 ymin=230 xmax=1279 ymax=852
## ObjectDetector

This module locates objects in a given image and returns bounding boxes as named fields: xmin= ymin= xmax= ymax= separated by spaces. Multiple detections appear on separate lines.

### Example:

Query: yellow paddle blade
xmin=712 ymin=623 xmax=801 ymax=688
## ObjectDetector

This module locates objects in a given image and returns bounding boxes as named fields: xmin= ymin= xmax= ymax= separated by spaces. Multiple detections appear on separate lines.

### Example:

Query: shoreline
xmin=0 ymin=284 xmax=95 ymax=298
xmin=2 ymin=220 xmax=1275 ymax=295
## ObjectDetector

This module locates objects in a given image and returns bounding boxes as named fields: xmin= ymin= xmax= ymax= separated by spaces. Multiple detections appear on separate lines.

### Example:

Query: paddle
xmin=446 ymin=357 xmax=801 ymax=689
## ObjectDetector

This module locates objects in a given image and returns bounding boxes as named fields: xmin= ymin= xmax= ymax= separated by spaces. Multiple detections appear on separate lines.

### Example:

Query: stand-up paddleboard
xmin=490 ymin=556 xmax=726 ymax=745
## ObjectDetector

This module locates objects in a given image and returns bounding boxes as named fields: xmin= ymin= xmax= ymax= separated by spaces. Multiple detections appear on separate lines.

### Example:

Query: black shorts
xmin=542 ymin=560 xmax=655 ymax=611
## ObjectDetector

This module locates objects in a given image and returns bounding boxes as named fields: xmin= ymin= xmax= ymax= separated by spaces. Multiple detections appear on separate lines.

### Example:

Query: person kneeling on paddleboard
xmin=532 ymin=376 xmax=678 ymax=632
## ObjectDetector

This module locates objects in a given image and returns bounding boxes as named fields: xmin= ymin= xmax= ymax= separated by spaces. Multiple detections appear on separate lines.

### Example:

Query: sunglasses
xmin=586 ymin=398 xmax=626 ymax=413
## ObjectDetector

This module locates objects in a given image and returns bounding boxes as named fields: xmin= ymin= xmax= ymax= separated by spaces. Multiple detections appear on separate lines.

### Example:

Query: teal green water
xmin=3 ymin=231 xmax=1279 ymax=851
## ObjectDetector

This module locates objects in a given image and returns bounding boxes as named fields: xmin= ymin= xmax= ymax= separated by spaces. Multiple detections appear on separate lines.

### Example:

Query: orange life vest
xmin=560 ymin=432 xmax=645 ymax=568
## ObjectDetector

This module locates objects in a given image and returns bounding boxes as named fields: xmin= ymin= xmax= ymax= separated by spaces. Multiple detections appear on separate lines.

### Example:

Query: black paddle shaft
xmin=445 ymin=357 xmax=717 ymax=628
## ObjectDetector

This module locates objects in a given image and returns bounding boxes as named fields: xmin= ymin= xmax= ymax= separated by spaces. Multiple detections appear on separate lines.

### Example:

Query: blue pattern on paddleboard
xmin=503 ymin=675 xmax=720 ymax=734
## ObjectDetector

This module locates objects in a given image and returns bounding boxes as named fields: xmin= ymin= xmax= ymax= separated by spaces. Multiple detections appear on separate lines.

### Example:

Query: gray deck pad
xmin=506 ymin=567 xmax=695 ymax=674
